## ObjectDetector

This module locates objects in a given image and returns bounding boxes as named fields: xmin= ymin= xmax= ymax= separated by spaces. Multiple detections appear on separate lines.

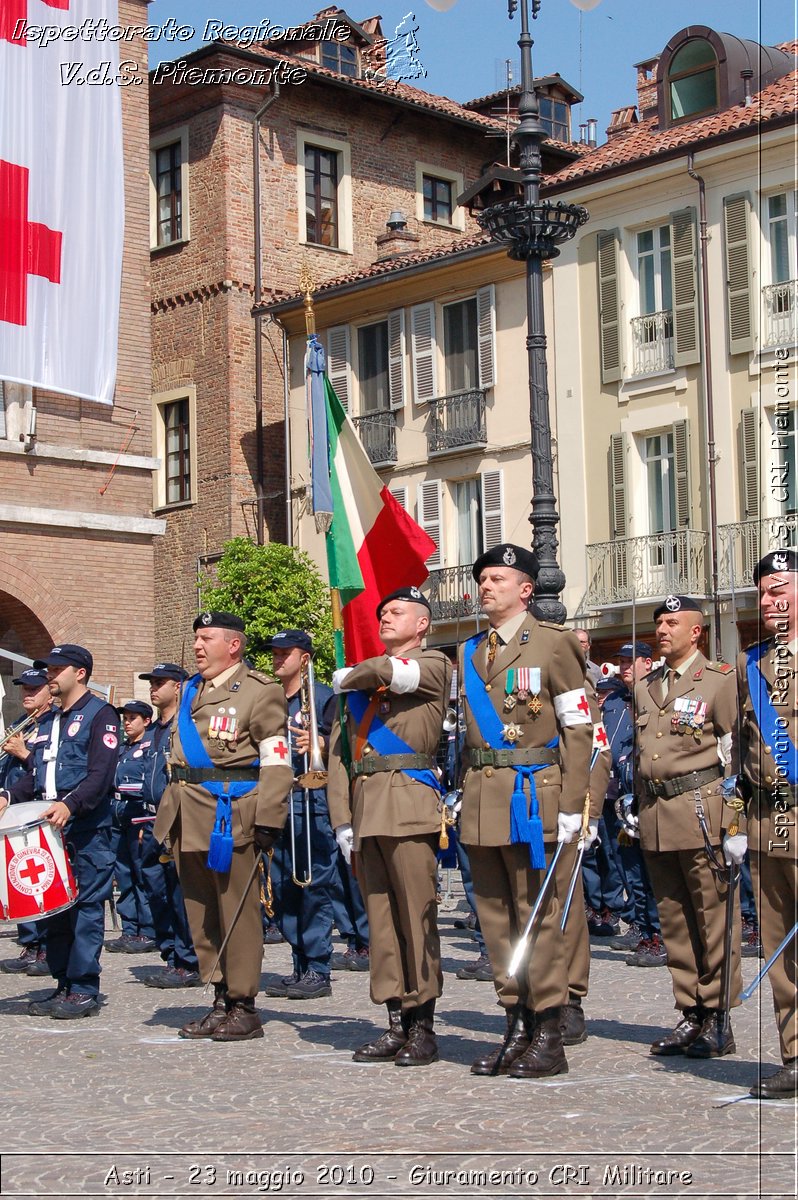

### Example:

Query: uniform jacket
xmin=154 ymin=662 xmax=292 ymax=853
xmin=458 ymin=614 xmax=593 ymax=846
xmin=736 ymin=639 xmax=798 ymax=858
xmin=634 ymin=650 xmax=738 ymax=851
xmin=327 ymin=647 xmax=452 ymax=844
xmin=114 ymin=731 xmax=158 ymax=816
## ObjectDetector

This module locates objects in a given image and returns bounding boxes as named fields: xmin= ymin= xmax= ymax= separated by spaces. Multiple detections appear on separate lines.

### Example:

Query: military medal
xmin=527 ymin=667 xmax=542 ymax=717
xmin=516 ymin=667 xmax=530 ymax=701
xmin=503 ymin=669 xmax=517 ymax=712
xmin=503 ymin=722 xmax=522 ymax=743
xmin=209 ymin=714 xmax=219 ymax=739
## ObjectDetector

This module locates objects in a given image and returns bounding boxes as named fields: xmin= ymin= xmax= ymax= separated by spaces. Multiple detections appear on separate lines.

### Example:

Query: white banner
xmin=0 ymin=0 xmax=124 ymax=404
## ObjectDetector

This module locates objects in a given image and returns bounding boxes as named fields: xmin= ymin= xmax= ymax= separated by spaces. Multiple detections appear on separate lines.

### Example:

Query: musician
xmin=459 ymin=545 xmax=592 ymax=1080
xmin=153 ymin=612 xmax=292 ymax=1043
xmin=104 ymin=701 xmax=158 ymax=955
xmin=0 ymin=668 xmax=53 ymax=977
xmin=262 ymin=629 xmax=338 ymax=1001
xmin=10 ymin=645 xmax=119 ymax=1020
xmin=731 ymin=551 xmax=798 ymax=1099
xmin=136 ymin=662 xmax=200 ymax=990
xmin=634 ymin=596 xmax=741 ymax=1059
xmin=328 ymin=586 xmax=451 ymax=1066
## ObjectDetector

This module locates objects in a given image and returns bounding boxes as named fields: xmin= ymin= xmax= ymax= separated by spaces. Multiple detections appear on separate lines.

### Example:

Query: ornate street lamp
xmin=467 ymin=1 xmax=589 ymax=623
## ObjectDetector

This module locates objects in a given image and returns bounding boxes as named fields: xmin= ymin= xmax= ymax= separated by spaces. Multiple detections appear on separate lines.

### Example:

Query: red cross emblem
xmin=0 ymin=0 xmax=69 ymax=45
xmin=274 ymin=741 xmax=289 ymax=761
xmin=0 ymin=160 xmax=63 ymax=326
xmin=576 ymin=692 xmax=590 ymax=717
xmin=594 ymin=725 xmax=608 ymax=748
xmin=18 ymin=855 xmax=47 ymax=886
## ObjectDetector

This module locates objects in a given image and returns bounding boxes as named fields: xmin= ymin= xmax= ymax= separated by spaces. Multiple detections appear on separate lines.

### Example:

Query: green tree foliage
xmin=199 ymin=539 xmax=335 ymax=682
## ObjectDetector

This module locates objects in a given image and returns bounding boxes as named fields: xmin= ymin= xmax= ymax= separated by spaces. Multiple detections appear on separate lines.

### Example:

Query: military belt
xmin=171 ymin=766 xmax=259 ymax=784
xmin=643 ymin=767 xmax=722 ymax=800
xmin=350 ymin=753 xmax=434 ymax=778
xmin=469 ymin=746 xmax=560 ymax=769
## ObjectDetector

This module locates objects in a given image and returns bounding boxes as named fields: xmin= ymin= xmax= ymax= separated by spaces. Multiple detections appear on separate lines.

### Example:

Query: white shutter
xmin=597 ymin=230 xmax=622 ymax=383
xmin=417 ymin=479 xmax=443 ymax=567
xmin=387 ymin=309 xmax=405 ymax=409
xmin=326 ymin=325 xmax=351 ymax=411
xmin=390 ymin=485 xmax=408 ymax=510
xmin=480 ymin=469 xmax=503 ymax=549
xmin=476 ymin=284 xmax=496 ymax=389
xmin=740 ymin=408 xmax=759 ymax=521
xmin=670 ymin=208 xmax=701 ymax=368
xmin=410 ymin=302 xmax=437 ymax=403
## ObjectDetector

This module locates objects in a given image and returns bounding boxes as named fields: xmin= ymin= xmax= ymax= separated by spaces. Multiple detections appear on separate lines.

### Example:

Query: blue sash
xmin=177 ymin=675 xmax=259 ymax=872
xmin=347 ymin=690 xmax=442 ymax=793
xmin=463 ymin=633 xmax=553 ymax=869
xmin=746 ymin=644 xmax=798 ymax=786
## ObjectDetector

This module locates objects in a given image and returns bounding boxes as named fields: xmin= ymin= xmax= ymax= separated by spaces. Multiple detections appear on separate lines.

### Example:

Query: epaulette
xmin=539 ymin=620 xmax=567 ymax=631
xmin=744 ymin=638 xmax=770 ymax=654
xmin=706 ymin=660 xmax=734 ymax=674
xmin=247 ymin=669 xmax=276 ymax=686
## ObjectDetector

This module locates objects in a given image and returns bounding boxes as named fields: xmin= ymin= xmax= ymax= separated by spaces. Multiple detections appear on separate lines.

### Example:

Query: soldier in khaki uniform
xmin=154 ymin=612 xmax=292 ymax=1043
xmin=730 ymin=551 xmax=798 ymax=1100
xmin=634 ymin=595 xmax=741 ymax=1059
xmin=328 ymin=587 xmax=451 ymax=1067
xmin=458 ymin=545 xmax=593 ymax=1080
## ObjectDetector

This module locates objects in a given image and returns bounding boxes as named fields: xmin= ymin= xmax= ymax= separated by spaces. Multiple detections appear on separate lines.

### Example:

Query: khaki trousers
xmin=750 ymin=850 xmax=798 ymax=1062
xmin=644 ymin=847 xmax=741 ymax=1013
xmin=358 ymin=834 xmax=442 ymax=1008
xmin=174 ymin=842 xmax=263 ymax=1000
xmin=555 ymin=840 xmax=590 ymax=1000
xmin=467 ymin=842 xmax=568 ymax=1013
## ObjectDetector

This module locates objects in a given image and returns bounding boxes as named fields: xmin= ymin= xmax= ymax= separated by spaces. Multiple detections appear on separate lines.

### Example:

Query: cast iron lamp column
xmin=475 ymin=1 xmax=588 ymax=622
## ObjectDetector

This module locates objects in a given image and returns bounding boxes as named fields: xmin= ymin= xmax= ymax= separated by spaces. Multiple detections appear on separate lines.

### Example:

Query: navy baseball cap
xmin=193 ymin=611 xmax=245 ymax=634
xmin=377 ymin=586 xmax=432 ymax=620
xmin=117 ymin=700 xmax=153 ymax=720
xmin=138 ymin=663 xmax=189 ymax=682
xmin=753 ymin=549 xmax=798 ymax=583
xmin=265 ymin=629 xmax=313 ymax=655
xmin=12 ymin=668 xmax=48 ymax=688
xmin=619 ymin=641 xmax=653 ymax=659
xmin=34 ymin=644 xmax=93 ymax=674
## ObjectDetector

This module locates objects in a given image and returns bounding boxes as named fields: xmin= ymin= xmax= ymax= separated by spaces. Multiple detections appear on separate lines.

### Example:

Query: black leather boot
xmin=509 ymin=1007 xmax=569 ymax=1079
xmin=394 ymin=999 xmax=439 ymax=1066
xmin=685 ymin=1008 xmax=735 ymax=1058
xmin=179 ymin=983 xmax=229 ymax=1040
xmin=211 ymin=995 xmax=264 ymax=1041
xmin=559 ymin=995 xmax=587 ymax=1046
xmin=649 ymin=1006 xmax=704 ymax=1056
xmin=750 ymin=1058 xmax=798 ymax=1100
xmin=352 ymin=1000 xmax=409 ymax=1062
xmin=471 ymin=1005 xmax=532 ymax=1075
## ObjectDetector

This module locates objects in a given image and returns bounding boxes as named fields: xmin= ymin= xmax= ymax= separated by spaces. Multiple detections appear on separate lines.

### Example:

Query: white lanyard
xmin=42 ymin=712 xmax=61 ymax=801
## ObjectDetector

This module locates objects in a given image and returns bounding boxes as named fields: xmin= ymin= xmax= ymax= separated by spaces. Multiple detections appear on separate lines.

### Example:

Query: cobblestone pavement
xmin=0 ymin=899 xmax=794 ymax=1200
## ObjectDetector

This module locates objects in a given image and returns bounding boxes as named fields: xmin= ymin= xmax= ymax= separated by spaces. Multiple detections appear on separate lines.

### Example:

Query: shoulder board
xmin=642 ymin=666 xmax=661 ymax=682
xmin=539 ymin=620 xmax=567 ymax=631
xmin=248 ymin=670 xmax=276 ymax=686
xmin=706 ymin=661 xmax=734 ymax=674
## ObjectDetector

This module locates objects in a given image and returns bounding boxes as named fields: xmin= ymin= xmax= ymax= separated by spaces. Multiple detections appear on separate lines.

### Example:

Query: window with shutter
xmin=670 ymin=208 xmax=701 ymax=367
xmin=673 ymin=419 xmax=690 ymax=527
xmin=608 ymin=432 xmax=628 ymax=592
xmin=390 ymin=486 xmax=408 ymax=511
xmin=480 ymin=469 xmax=504 ymax=549
xmin=326 ymin=325 xmax=351 ymax=412
xmin=740 ymin=408 xmax=759 ymax=521
xmin=476 ymin=285 xmax=496 ymax=389
xmin=410 ymin=303 xmax=437 ymax=403
xmin=723 ymin=194 xmax=754 ymax=355
xmin=417 ymin=480 xmax=443 ymax=567
xmin=597 ymin=230 xmax=622 ymax=383
xmin=387 ymin=309 xmax=405 ymax=409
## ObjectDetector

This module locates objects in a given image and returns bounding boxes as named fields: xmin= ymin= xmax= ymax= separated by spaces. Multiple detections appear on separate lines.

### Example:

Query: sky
xmin=146 ymin=0 xmax=798 ymax=141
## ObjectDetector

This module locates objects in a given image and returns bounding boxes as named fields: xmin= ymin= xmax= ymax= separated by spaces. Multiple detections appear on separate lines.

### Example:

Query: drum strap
xmin=42 ymin=713 xmax=61 ymax=801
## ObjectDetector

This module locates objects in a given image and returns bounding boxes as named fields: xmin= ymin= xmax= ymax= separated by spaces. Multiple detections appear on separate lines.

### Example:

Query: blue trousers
xmin=455 ymin=835 xmax=487 ymax=956
xmin=43 ymin=825 xmax=115 ymax=996
xmin=139 ymin=826 xmax=197 ymax=970
xmin=581 ymin=809 xmax=635 ymax=923
xmin=269 ymin=797 xmax=338 ymax=977
xmin=109 ymin=803 xmax=155 ymax=939
xmin=330 ymin=849 xmax=369 ymax=949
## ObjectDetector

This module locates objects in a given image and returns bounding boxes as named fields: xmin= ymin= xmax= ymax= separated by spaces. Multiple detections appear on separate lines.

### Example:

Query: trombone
xmin=288 ymin=657 xmax=328 ymax=888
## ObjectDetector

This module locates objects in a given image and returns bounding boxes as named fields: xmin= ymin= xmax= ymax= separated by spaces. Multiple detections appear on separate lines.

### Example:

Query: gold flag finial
xmin=299 ymin=262 xmax=316 ymax=335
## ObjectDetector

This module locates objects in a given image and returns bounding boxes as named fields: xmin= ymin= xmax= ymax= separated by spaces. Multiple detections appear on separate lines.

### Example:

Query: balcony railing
xmin=425 ymin=564 xmax=478 ymax=623
xmin=584 ymin=529 xmax=708 ymax=607
xmin=718 ymin=516 xmax=798 ymax=591
xmin=630 ymin=310 xmax=674 ymax=376
xmin=427 ymin=389 xmax=487 ymax=456
xmin=352 ymin=409 xmax=397 ymax=467
xmin=762 ymin=280 xmax=798 ymax=349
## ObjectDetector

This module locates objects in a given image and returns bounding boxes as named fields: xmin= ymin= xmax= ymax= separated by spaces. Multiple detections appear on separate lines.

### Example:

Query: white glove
xmin=335 ymin=823 xmax=354 ymax=864
xmin=584 ymin=818 xmax=599 ymax=850
xmin=557 ymin=811 xmax=582 ymax=844
xmin=332 ymin=668 xmax=354 ymax=695
xmin=625 ymin=812 xmax=640 ymax=839
xmin=723 ymin=832 xmax=748 ymax=866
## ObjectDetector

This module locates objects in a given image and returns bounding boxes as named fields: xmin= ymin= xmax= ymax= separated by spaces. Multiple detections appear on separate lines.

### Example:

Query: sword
xmin=740 ymin=919 xmax=798 ymax=1002
xmin=560 ymin=791 xmax=592 ymax=933
xmin=507 ymin=840 xmax=565 ymax=978
xmin=719 ymin=859 xmax=740 ymax=1038
xmin=202 ymin=849 xmax=262 ymax=996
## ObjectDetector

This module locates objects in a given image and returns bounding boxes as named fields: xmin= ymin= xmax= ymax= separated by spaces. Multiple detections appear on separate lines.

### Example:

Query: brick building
xmin=0 ymin=0 xmax=159 ymax=716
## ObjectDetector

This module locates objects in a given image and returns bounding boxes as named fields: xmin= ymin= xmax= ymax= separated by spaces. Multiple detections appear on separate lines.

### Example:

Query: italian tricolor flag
xmin=323 ymin=378 xmax=436 ymax=664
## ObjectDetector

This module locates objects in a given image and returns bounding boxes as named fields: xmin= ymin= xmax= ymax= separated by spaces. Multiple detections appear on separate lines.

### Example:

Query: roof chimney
xmin=606 ymin=105 xmax=638 ymax=139
xmin=375 ymin=211 xmax=420 ymax=262
xmin=586 ymin=118 xmax=597 ymax=148
xmin=635 ymin=55 xmax=660 ymax=120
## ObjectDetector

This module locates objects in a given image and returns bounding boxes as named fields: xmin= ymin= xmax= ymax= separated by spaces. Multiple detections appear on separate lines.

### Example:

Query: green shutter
xmin=597 ymin=230 xmax=622 ymax=383
xmin=724 ymin=193 xmax=754 ymax=356
xmin=670 ymin=208 xmax=701 ymax=367
xmin=673 ymin=419 xmax=691 ymax=527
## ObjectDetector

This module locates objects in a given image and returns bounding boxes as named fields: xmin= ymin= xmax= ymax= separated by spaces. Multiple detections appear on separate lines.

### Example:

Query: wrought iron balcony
xmin=762 ymin=281 xmax=798 ymax=349
xmin=584 ymin=529 xmax=708 ymax=607
xmin=427 ymin=389 xmax=487 ymax=456
xmin=352 ymin=409 xmax=397 ymax=467
xmin=718 ymin=516 xmax=798 ymax=591
xmin=425 ymin=564 xmax=478 ymax=623
xmin=630 ymin=310 xmax=674 ymax=377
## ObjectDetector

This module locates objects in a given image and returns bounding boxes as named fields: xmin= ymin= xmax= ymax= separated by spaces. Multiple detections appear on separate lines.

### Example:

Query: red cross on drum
xmin=0 ymin=800 xmax=78 ymax=922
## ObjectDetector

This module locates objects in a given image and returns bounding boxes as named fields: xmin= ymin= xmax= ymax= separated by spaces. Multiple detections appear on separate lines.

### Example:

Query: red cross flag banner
xmin=0 ymin=0 xmax=124 ymax=403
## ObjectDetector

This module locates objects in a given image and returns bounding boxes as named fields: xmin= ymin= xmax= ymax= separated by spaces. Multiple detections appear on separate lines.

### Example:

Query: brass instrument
xmin=0 ymin=708 xmax=43 ymax=762
xmin=288 ymin=656 xmax=328 ymax=888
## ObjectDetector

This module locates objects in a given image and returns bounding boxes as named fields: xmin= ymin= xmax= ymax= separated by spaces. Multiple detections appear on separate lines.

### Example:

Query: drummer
xmin=7 ymin=644 xmax=119 ymax=1020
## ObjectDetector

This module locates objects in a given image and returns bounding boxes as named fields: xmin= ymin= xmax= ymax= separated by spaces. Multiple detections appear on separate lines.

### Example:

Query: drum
xmin=0 ymin=801 xmax=78 ymax=923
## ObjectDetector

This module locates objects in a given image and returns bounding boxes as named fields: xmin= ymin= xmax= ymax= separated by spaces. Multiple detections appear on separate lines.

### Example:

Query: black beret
xmin=265 ymin=629 xmax=314 ymax=655
xmin=12 ymin=668 xmax=48 ymax=688
xmin=34 ymin=644 xmax=93 ymax=674
xmin=472 ymin=543 xmax=539 ymax=582
xmin=192 ymin=611 xmax=245 ymax=634
xmin=118 ymin=700 xmax=154 ymax=720
xmin=753 ymin=549 xmax=798 ymax=584
xmin=652 ymin=595 xmax=704 ymax=620
xmin=138 ymin=662 xmax=189 ymax=682
xmin=376 ymin=586 xmax=431 ymax=620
